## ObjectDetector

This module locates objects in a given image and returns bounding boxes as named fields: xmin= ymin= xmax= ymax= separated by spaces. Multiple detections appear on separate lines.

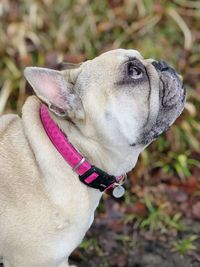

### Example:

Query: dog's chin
xmin=138 ymin=124 xmax=168 ymax=146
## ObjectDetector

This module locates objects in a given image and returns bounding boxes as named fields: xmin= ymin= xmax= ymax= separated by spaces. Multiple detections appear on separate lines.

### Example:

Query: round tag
xmin=112 ymin=185 xmax=125 ymax=198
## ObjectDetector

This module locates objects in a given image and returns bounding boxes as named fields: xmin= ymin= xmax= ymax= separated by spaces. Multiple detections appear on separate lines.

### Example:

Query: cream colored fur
xmin=0 ymin=49 xmax=185 ymax=267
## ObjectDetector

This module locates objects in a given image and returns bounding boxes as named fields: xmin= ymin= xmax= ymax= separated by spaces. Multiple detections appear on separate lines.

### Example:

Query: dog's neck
xmin=23 ymin=96 xmax=142 ymax=177
xmin=22 ymin=96 xmax=142 ymax=206
xmin=52 ymin=108 xmax=142 ymax=178
xmin=40 ymin=104 xmax=124 ymax=194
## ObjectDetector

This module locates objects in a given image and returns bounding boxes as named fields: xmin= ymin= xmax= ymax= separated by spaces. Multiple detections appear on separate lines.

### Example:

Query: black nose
xmin=152 ymin=60 xmax=169 ymax=71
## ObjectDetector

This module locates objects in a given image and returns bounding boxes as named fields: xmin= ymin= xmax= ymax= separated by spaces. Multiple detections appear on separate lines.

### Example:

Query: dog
xmin=0 ymin=49 xmax=185 ymax=267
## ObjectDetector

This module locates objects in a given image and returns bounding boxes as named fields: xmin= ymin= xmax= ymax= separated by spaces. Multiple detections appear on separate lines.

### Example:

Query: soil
xmin=69 ymin=198 xmax=200 ymax=267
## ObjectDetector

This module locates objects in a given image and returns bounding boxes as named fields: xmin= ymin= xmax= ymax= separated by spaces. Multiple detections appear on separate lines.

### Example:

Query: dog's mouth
xmin=138 ymin=60 xmax=186 ymax=145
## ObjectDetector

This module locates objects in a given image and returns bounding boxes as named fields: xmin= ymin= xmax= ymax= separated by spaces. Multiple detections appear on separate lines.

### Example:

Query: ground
xmin=69 ymin=163 xmax=200 ymax=266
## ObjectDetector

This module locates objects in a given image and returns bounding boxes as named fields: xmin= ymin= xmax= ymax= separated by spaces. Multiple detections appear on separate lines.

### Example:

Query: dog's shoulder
xmin=0 ymin=113 xmax=21 ymax=139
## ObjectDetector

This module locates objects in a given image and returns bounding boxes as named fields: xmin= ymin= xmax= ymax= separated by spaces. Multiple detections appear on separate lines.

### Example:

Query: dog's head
xmin=24 ymin=49 xmax=185 ymax=169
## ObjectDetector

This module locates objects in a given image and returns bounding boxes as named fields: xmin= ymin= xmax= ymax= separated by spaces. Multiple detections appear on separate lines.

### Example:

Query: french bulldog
xmin=0 ymin=49 xmax=185 ymax=267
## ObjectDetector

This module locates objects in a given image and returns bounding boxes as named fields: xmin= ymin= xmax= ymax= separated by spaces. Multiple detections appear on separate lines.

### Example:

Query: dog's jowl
xmin=0 ymin=49 xmax=185 ymax=267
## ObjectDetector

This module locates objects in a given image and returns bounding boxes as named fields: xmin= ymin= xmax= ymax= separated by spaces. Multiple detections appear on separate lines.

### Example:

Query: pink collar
xmin=40 ymin=104 xmax=126 ymax=197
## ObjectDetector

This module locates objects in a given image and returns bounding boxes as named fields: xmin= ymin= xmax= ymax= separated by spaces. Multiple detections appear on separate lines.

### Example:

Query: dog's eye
xmin=127 ymin=63 xmax=143 ymax=79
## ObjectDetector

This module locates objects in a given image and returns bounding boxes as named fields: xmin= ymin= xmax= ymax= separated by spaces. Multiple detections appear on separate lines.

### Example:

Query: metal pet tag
xmin=112 ymin=185 xmax=125 ymax=198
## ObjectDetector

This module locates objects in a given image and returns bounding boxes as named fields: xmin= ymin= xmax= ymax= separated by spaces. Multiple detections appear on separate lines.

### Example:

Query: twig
xmin=173 ymin=0 xmax=200 ymax=9
xmin=136 ymin=0 xmax=146 ymax=17
xmin=138 ymin=15 xmax=162 ymax=36
xmin=178 ymin=7 xmax=200 ymax=17
xmin=167 ymin=8 xmax=192 ymax=51
xmin=128 ymin=15 xmax=161 ymax=35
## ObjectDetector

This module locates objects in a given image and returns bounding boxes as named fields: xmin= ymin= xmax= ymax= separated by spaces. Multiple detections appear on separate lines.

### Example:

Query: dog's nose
xmin=152 ymin=60 xmax=169 ymax=72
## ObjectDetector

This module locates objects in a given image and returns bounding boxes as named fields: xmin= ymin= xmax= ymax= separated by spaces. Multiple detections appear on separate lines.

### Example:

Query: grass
xmin=172 ymin=235 xmax=198 ymax=254
xmin=140 ymin=196 xmax=184 ymax=233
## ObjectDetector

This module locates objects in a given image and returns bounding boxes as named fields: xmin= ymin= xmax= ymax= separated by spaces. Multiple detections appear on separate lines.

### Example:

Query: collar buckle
xmin=79 ymin=166 xmax=116 ymax=192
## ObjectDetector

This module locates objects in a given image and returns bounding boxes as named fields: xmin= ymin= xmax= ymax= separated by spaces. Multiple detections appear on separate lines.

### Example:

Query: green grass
xmin=140 ymin=196 xmax=184 ymax=233
xmin=172 ymin=235 xmax=198 ymax=254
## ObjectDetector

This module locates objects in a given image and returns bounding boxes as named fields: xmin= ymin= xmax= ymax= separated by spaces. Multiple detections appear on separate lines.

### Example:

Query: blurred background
xmin=0 ymin=0 xmax=200 ymax=266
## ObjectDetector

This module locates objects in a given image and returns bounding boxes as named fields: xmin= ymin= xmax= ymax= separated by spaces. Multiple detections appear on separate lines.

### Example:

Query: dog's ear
xmin=24 ymin=67 xmax=84 ymax=119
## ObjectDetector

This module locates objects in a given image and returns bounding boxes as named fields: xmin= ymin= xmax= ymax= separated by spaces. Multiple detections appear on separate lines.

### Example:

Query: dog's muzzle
xmin=138 ymin=60 xmax=186 ymax=145
xmin=152 ymin=60 xmax=186 ymax=108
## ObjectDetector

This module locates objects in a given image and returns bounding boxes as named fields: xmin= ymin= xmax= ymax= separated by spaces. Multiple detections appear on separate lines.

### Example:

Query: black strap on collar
xmin=79 ymin=165 xmax=116 ymax=192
